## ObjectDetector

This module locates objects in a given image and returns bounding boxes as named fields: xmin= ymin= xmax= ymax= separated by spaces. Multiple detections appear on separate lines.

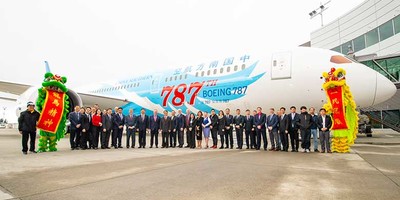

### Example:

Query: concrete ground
xmin=0 ymin=129 xmax=399 ymax=200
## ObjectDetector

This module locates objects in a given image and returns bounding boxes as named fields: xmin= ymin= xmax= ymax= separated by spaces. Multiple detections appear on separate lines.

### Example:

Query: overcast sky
xmin=0 ymin=0 xmax=364 ymax=122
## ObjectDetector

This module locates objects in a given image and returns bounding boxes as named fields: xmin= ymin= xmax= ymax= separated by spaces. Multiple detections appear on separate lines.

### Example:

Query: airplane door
xmin=271 ymin=51 xmax=292 ymax=80
xmin=151 ymin=74 xmax=162 ymax=93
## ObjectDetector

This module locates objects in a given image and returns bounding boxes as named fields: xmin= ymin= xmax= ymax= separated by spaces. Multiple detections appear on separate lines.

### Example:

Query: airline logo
xmin=121 ymin=56 xmax=266 ymax=114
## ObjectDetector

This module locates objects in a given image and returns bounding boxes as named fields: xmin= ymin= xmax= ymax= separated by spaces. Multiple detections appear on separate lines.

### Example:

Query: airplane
xmin=0 ymin=47 xmax=397 ymax=118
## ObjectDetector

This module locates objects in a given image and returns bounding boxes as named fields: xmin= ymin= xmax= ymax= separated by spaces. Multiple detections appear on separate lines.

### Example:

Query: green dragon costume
xmin=36 ymin=64 xmax=69 ymax=152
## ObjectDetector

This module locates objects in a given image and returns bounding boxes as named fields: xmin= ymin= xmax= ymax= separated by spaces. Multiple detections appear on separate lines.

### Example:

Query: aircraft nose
xmin=373 ymin=72 xmax=397 ymax=105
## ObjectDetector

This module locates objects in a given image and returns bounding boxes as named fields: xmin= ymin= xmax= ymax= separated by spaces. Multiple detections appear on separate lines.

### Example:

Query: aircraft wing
xmin=0 ymin=81 xmax=32 ymax=101
xmin=0 ymin=81 xmax=32 ymax=95
xmin=77 ymin=92 xmax=130 ymax=109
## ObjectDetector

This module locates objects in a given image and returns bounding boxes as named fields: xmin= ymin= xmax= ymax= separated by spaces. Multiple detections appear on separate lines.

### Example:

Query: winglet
xmin=45 ymin=61 xmax=51 ymax=73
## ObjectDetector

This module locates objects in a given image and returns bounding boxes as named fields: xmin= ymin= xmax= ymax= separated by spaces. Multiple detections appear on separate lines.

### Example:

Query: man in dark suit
xmin=184 ymin=109 xmax=191 ymax=148
xmin=112 ymin=107 xmax=125 ymax=149
xmin=297 ymin=106 xmax=312 ymax=153
xmin=234 ymin=109 xmax=245 ymax=149
xmin=289 ymin=106 xmax=300 ymax=152
xmin=244 ymin=109 xmax=255 ymax=149
xmin=69 ymin=106 xmax=82 ymax=150
xmin=149 ymin=109 xmax=161 ymax=148
xmin=224 ymin=108 xmax=234 ymax=149
xmin=80 ymin=107 xmax=91 ymax=150
xmin=176 ymin=109 xmax=185 ymax=148
xmin=278 ymin=107 xmax=290 ymax=152
xmin=254 ymin=107 xmax=267 ymax=150
xmin=101 ymin=108 xmax=113 ymax=149
xmin=169 ymin=110 xmax=177 ymax=148
xmin=317 ymin=108 xmax=332 ymax=153
xmin=137 ymin=108 xmax=148 ymax=148
xmin=267 ymin=108 xmax=279 ymax=151
xmin=125 ymin=108 xmax=137 ymax=148
xmin=160 ymin=110 xmax=171 ymax=148
xmin=210 ymin=109 xmax=219 ymax=149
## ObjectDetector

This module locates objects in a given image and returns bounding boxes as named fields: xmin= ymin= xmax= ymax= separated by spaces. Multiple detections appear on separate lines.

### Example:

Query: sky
xmin=0 ymin=0 xmax=364 ymax=122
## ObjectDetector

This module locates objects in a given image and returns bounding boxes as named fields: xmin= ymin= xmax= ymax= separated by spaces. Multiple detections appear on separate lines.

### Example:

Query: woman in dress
xmin=202 ymin=112 xmax=211 ymax=149
xmin=195 ymin=111 xmax=204 ymax=149
xmin=218 ymin=110 xmax=226 ymax=149
xmin=91 ymin=109 xmax=103 ymax=149
xmin=188 ymin=113 xmax=197 ymax=149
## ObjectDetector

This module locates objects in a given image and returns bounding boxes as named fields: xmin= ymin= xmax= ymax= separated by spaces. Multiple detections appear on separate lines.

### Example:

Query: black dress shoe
xmin=185 ymin=146 xmax=189 ymax=148
xmin=156 ymin=146 xmax=158 ymax=148
xmin=236 ymin=147 xmax=240 ymax=149
xmin=106 ymin=147 xmax=111 ymax=149
xmin=101 ymin=147 xmax=105 ymax=149
xmin=256 ymin=148 xmax=260 ymax=150
xmin=246 ymin=147 xmax=250 ymax=149
xmin=150 ymin=146 xmax=153 ymax=148
xmin=139 ymin=146 xmax=142 ymax=148
xmin=127 ymin=146 xmax=130 ymax=149
xmin=22 ymin=151 xmax=27 ymax=155
xmin=30 ymin=150 xmax=37 ymax=154
xmin=118 ymin=146 xmax=123 ymax=148
xmin=291 ymin=149 xmax=295 ymax=152
xmin=114 ymin=146 xmax=118 ymax=149
xmin=219 ymin=146 xmax=224 ymax=149
xmin=131 ymin=146 xmax=135 ymax=148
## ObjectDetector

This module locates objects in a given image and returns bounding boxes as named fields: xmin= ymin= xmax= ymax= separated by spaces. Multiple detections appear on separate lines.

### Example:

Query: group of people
xmin=68 ymin=105 xmax=333 ymax=153
xmin=18 ymin=101 xmax=333 ymax=154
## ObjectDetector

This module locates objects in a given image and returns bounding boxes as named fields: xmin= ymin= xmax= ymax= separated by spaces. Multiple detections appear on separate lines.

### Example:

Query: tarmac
xmin=0 ymin=128 xmax=399 ymax=200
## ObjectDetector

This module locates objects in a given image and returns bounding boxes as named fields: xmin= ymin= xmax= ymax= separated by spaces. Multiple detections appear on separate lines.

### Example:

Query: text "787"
xmin=161 ymin=82 xmax=204 ymax=107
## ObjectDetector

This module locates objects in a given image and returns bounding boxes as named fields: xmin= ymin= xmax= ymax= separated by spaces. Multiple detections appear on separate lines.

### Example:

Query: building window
xmin=165 ymin=78 xmax=168 ymax=82
xmin=184 ymin=74 xmax=188 ymax=79
xmin=220 ymin=67 xmax=224 ymax=74
xmin=379 ymin=20 xmax=394 ymax=41
xmin=213 ymin=69 xmax=217 ymax=74
xmin=207 ymin=70 xmax=210 ymax=75
xmin=331 ymin=46 xmax=341 ymax=53
xmin=227 ymin=66 xmax=231 ymax=72
xmin=366 ymin=28 xmax=379 ymax=47
xmin=241 ymin=64 xmax=245 ymax=70
xmin=169 ymin=77 xmax=172 ymax=82
xmin=201 ymin=71 xmax=205 ymax=76
xmin=394 ymin=15 xmax=400 ymax=34
xmin=353 ymin=35 xmax=366 ymax=52
xmin=174 ymin=76 xmax=177 ymax=81
xmin=341 ymin=41 xmax=353 ymax=54
xmin=234 ymin=65 xmax=238 ymax=71
xmin=195 ymin=72 xmax=198 ymax=77
xmin=179 ymin=75 xmax=182 ymax=80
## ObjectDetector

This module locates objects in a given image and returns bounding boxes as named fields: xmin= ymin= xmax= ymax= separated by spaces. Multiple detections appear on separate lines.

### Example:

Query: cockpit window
xmin=330 ymin=55 xmax=352 ymax=64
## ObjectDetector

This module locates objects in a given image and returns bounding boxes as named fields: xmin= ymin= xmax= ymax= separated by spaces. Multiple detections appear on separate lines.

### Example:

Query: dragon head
xmin=42 ymin=72 xmax=68 ymax=93
xmin=322 ymin=68 xmax=346 ymax=90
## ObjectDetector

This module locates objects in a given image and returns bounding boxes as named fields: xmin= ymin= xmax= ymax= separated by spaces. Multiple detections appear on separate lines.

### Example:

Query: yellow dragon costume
xmin=322 ymin=68 xmax=358 ymax=153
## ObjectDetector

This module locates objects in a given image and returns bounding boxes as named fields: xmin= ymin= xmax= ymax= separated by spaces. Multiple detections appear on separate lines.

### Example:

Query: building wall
xmin=310 ymin=0 xmax=400 ymax=57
